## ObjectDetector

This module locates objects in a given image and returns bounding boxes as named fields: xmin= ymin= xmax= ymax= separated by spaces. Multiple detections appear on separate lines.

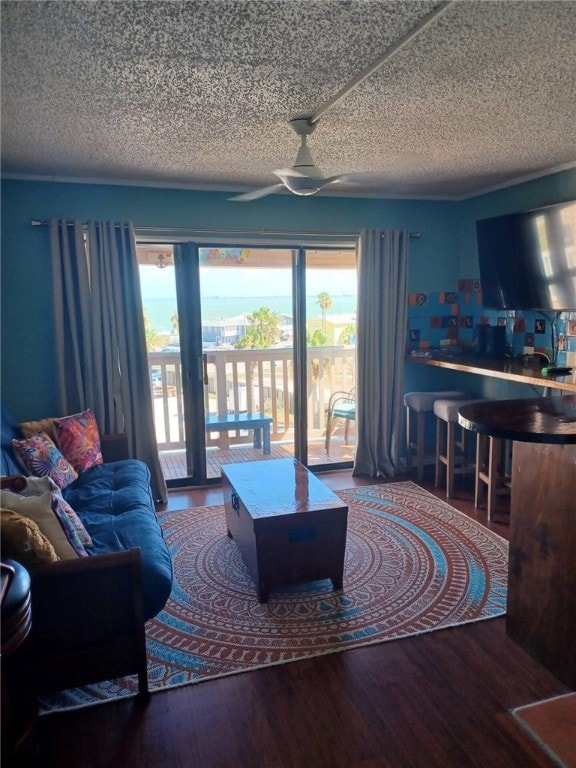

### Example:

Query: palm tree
xmin=308 ymin=329 xmax=328 ymax=347
xmin=235 ymin=307 xmax=282 ymax=408
xmin=338 ymin=324 xmax=356 ymax=345
xmin=316 ymin=292 xmax=333 ymax=332
xmin=235 ymin=306 xmax=281 ymax=350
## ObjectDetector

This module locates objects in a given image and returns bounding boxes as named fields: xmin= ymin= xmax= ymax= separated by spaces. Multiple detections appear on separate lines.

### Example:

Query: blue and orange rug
xmin=41 ymin=481 xmax=508 ymax=711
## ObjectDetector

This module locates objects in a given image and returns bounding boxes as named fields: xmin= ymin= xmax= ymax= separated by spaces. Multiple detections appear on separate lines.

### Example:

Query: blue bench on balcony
xmin=205 ymin=413 xmax=272 ymax=454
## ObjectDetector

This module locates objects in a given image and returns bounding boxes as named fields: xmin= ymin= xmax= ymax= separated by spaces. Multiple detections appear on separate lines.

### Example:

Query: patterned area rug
xmin=41 ymin=482 xmax=508 ymax=712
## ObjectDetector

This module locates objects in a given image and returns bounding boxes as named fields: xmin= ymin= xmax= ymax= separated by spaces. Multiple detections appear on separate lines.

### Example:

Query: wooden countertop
xmin=458 ymin=395 xmax=576 ymax=444
xmin=406 ymin=353 xmax=576 ymax=392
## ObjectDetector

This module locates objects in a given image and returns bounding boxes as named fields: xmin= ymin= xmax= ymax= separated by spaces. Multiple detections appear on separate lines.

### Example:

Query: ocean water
xmin=143 ymin=295 xmax=357 ymax=333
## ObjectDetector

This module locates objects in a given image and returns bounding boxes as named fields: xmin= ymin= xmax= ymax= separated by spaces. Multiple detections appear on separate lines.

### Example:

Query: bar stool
xmin=404 ymin=391 xmax=468 ymax=480
xmin=475 ymin=434 xmax=512 ymax=521
xmin=434 ymin=397 xmax=484 ymax=497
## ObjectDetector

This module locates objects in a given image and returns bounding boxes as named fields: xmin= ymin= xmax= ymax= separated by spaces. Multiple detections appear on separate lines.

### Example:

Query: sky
xmin=139 ymin=265 xmax=356 ymax=299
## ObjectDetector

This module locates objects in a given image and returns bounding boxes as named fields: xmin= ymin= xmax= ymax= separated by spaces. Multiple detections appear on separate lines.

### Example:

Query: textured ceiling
xmin=1 ymin=0 xmax=575 ymax=200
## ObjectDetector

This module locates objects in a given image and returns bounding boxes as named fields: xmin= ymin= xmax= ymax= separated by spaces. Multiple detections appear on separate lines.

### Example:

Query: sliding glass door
xmin=137 ymin=241 xmax=356 ymax=486
xmin=303 ymin=251 xmax=357 ymax=468
xmin=198 ymin=247 xmax=295 ymax=479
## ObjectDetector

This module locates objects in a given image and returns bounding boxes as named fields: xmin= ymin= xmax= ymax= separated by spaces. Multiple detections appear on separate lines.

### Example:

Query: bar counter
xmin=406 ymin=353 xmax=576 ymax=392
xmin=458 ymin=396 xmax=576 ymax=688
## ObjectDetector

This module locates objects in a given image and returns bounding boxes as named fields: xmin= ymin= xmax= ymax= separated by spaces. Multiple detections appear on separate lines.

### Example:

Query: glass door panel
xmin=198 ymin=247 xmax=295 ymax=479
xmin=304 ymin=251 xmax=357 ymax=468
xmin=137 ymin=245 xmax=197 ymax=483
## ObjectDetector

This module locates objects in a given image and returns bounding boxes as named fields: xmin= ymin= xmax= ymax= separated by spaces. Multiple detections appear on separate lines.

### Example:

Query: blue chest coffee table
xmin=222 ymin=458 xmax=348 ymax=603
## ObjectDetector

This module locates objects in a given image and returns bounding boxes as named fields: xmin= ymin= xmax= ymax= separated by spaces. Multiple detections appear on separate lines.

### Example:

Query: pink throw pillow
xmin=53 ymin=409 xmax=103 ymax=472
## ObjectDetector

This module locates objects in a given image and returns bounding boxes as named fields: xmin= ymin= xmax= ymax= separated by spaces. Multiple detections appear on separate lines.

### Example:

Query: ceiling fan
xmin=228 ymin=1 xmax=455 ymax=203
xmin=229 ymin=118 xmax=356 ymax=202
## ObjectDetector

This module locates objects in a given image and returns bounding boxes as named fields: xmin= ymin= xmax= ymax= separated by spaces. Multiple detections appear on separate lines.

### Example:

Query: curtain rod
xmin=29 ymin=220 xmax=421 ymax=239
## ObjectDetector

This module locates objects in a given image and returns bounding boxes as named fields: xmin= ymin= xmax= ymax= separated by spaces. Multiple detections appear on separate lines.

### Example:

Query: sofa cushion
xmin=19 ymin=416 xmax=58 ymax=443
xmin=53 ymin=409 xmax=103 ymax=472
xmin=64 ymin=460 xmax=173 ymax=620
xmin=22 ymin=475 xmax=93 ymax=553
xmin=0 ymin=487 xmax=81 ymax=560
xmin=1 ymin=507 xmax=60 ymax=566
xmin=12 ymin=431 xmax=78 ymax=489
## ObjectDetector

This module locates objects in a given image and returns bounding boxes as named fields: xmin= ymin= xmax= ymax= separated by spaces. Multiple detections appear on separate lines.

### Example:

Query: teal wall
xmin=1 ymin=168 xmax=574 ymax=420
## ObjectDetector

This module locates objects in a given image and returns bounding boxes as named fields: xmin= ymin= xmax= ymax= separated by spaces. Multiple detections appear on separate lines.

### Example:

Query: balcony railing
xmin=148 ymin=347 xmax=356 ymax=452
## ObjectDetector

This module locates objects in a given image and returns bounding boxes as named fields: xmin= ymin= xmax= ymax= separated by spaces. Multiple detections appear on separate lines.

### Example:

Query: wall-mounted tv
xmin=476 ymin=200 xmax=576 ymax=311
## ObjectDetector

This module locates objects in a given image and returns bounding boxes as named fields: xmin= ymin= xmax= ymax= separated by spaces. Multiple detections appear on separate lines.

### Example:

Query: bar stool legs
xmin=404 ymin=391 xmax=467 ymax=481
xmin=475 ymin=434 xmax=511 ymax=521
xmin=434 ymin=398 xmax=482 ymax=498
xmin=406 ymin=406 xmax=426 ymax=481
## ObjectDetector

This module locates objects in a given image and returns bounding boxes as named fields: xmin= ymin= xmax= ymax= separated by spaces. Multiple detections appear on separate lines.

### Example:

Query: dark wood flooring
xmin=24 ymin=470 xmax=570 ymax=768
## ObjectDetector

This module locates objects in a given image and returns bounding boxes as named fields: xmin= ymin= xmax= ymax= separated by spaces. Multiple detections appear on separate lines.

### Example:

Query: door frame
xmin=137 ymin=235 xmax=357 ymax=487
xmin=173 ymin=242 xmax=207 ymax=485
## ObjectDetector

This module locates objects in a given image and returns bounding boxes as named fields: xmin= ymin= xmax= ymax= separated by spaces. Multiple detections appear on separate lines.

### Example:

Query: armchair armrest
xmin=30 ymin=548 xmax=149 ymax=699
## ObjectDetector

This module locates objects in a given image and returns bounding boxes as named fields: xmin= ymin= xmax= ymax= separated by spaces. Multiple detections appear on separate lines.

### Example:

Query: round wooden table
xmin=458 ymin=395 xmax=576 ymax=688
xmin=459 ymin=394 xmax=576 ymax=444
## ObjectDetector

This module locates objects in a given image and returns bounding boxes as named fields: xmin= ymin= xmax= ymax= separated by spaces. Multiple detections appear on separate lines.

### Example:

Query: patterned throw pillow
xmin=52 ymin=492 xmax=92 ymax=552
xmin=12 ymin=431 xmax=78 ymax=489
xmin=24 ymin=475 xmax=93 ymax=551
xmin=48 ymin=493 xmax=90 ymax=556
xmin=53 ymin=409 xmax=103 ymax=472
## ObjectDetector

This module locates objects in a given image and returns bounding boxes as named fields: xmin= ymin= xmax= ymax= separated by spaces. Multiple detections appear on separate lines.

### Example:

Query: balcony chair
xmin=325 ymin=390 xmax=356 ymax=454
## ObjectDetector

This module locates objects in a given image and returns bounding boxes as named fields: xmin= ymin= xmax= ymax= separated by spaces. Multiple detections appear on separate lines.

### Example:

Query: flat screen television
xmin=476 ymin=200 xmax=576 ymax=311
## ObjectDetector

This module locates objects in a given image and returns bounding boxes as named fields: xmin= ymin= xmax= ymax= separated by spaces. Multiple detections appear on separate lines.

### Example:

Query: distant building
xmin=202 ymin=314 xmax=248 ymax=346
xmin=203 ymin=312 xmax=294 ymax=347
xmin=307 ymin=313 xmax=357 ymax=345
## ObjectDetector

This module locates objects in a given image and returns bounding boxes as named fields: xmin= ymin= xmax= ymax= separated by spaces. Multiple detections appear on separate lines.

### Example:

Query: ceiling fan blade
xmin=320 ymin=174 xmax=351 ymax=185
xmin=320 ymin=172 xmax=379 ymax=187
xmin=228 ymin=183 xmax=285 ymax=202
xmin=273 ymin=167 xmax=308 ymax=179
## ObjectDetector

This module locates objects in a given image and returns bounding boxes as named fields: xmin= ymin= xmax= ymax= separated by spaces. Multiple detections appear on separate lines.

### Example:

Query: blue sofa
xmin=1 ymin=404 xmax=173 ymax=697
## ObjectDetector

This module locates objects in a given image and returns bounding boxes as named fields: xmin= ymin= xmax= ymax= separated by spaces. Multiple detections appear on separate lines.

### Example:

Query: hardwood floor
xmin=160 ymin=435 xmax=356 ymax=481
xmin=25 ymin=471 xmax=569 ymax=768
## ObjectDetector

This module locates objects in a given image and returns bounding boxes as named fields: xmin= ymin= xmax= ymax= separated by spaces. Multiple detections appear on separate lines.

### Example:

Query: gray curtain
xmin=50 ymin=219 xmax=168 ymax=503
xmin=353 ymin=229 xmax=409 ymax=478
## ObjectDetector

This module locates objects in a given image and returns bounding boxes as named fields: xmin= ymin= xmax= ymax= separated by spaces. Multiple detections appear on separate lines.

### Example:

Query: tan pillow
xmin=19 ymin=417 xmax=58 ymax=442
xmin=0 ymin=489 xmax=78 ymax=560
xmin=1 ymin=507 xmax=59 ymax=566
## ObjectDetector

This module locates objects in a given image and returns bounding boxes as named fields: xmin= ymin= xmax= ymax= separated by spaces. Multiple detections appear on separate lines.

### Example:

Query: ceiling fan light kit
xmin=277 ymin=176 xmax=322 ymax=197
